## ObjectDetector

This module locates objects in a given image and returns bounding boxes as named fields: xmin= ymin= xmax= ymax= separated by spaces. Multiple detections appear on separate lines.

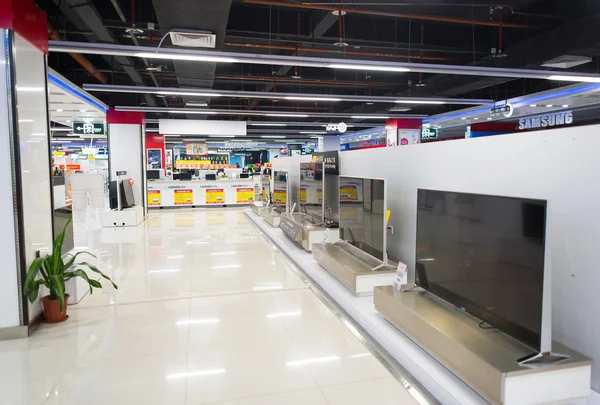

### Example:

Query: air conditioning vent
xmin=542 ymin=55 xmax=592 ymax=69
xmin=169 ymin=30 xmax=216 ymax=48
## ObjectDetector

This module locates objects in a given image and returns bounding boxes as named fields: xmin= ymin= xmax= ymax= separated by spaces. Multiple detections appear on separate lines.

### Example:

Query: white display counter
xmin=147 ymin=178 xmax=260 ymax=208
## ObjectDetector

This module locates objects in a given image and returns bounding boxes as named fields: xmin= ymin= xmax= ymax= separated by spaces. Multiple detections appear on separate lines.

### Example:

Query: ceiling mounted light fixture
xmin=395 ymin=100 xmax=445 ymax=105
xmin=260 ymin=135 xmax=286 ymax=138
xmin=350 ymin=115 xmax=390 ymax=119
xmin=547 ymin=75 xmax=600 ymax=83
xmin=284 ymin=96 xmax=343 ymax=102
xmin=328 ymin=64 xmax=410 ymax=73
xmin=135 ymin=52 xmax=238 ymax=63
xmin=265 ymin=113 xmax=309 ymax=118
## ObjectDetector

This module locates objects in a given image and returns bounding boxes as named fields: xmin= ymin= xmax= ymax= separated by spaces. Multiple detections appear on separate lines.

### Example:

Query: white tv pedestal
xmin=101 ymin=205 xmax=144 ymax=227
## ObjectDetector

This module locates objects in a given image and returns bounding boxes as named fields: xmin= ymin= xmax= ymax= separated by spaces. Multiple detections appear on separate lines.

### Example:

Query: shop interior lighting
xmin=56 ymin=109 xmax=64 ymax=112
xmin=395 ymin=100 xmax=445 ymax=105
xmin=158 ymin=91 xmax=223 ymax=97
xmin=283 ymin=96 xmax=343 ymax=102
xmin=146 ymin=128 xmax=160 ymax=133
xmin=51 ymin=128 xmax=73 ymax=132
xmin=248 ymin=123 xmax=287 ymax=127
xmin=135 ymin=52 xmax=238 ymax=63
xmin=261 ymin=135 xmax=286 ymax=138
xmin=547 ymin=75 xmax=600 ymax=83
xmin=164 ymin=134 xmax=181 ymax=137
xmin=562 ymin=104 xmax=570 ymax=107
xmin=208 ymin=135 xmax=235 ymax=138
xmin=546 ymin=104 xmax=554 ymax=107
xmin=328 ymin=63 xmax=410 ymax=73
xmin=17 ymin=86 xmax=45 ymax=92
xmin=265 ymin=113 xmax=309 ymax=118
xmin=50 ymin=41 xmax=600 ymax=83
xmin=350 ymin=115 xmax=390 ymax=119
xmin=529 ymin=104 xmax=538 ymax=107
xmin=299 ymin=131 xmax=327 ymax=134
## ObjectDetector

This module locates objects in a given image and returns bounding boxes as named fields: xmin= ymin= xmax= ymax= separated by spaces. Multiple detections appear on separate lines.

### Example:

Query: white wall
xmin=338 ymin=126 xmax=600 ymax=391
xmin=14 ymin=34 xmax=54 ymax=321
xmin=108 ymin=124 xmax=145 ymax=213
xmin=0 ymin=32 xmax=20 ymax=329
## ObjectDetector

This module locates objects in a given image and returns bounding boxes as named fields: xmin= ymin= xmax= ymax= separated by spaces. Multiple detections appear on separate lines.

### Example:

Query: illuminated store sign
xmin=421 ymin=127 xmax=438 ymax=140
xmin=518 ymin=110 xmax=573 ymax=130
xmin=326 ymin=122 xmax=348 ymax=133
xmin=220 ymin=141 xmax=259 ymax=150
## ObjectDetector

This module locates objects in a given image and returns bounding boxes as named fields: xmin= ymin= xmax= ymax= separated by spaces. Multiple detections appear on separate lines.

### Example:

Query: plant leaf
xmin=50 ymin=275 xmax=65 ymax=312
xmin=52 ymin=216 xmax=72 ymax=273
xmin=24 ymin=257 xmax=44 ymax=302
xmin=64 ymin=251 xmax=96 ymax=270
xmin=66 ymin=269 xmax=102 ymax=294
xmin=77 ymin=262 xmax=119 ymax=290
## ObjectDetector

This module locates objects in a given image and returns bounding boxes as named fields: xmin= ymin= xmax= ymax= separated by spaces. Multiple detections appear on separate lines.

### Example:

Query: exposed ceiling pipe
xmin=224 ymin=41 xmax=454 ymax=61
xmin=47 ymin=27 xmax=107 ymax=84
xmin=241 ymin=0 xmax=535 ymax=29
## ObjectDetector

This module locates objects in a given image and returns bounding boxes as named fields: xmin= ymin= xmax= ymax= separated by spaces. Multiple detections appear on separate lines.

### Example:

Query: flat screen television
xmin=416 ymin=189 xmax=547 ymax=351
xmin=147 ymin=169 xmax=160 ymax=180
xmin=121 ymin=181 xmax=135 ymax=208
xmin=299 ymin=162 xmax=323 ymax=222
xmin=339 ymin=177 xmax=387 ymax=262
xmin=273 ymin=170 xmax=288 ymax=208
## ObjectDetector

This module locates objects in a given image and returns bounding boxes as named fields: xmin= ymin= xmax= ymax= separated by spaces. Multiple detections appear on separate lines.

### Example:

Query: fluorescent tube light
xmin=547 ymin=75 xmax=600 ymax=83
xmin=350 ymin=115 xmax=390 ymax=119
xmin=136 ymin=52 xmax=238 ymax=63
xmin=157 ymin=91 xmax=222 ymax=97
xmin=51 ymin=128 xmax=72 ymax=132
xmin=283 ymin=96 xmax=342 ymax=102
xmin=264 ymin=113 xmax=309 ymax=118
xmin=168 ymin=110 xmax=218 ymax=114
xmin=164 ymin=134 xmax=181 ymax=137
xmin=208 ymin=135 xmax=235 ymax=138
xmin=17 ymin=86 xmax=44 ymax=92
xmin=248 ymin=123 xmax=287 ymax=127
xmin=395 ymin=100 xmax=445 ymax=105
xmin=146 ymin=128 xmax=160 ymax=133
xmin=299 ymin=131 xmax=326 ymax=134
xmin=261 ymin=135 xmax=286 ymax=138
xmin=328 ymin=63 xmax=410 ymax=73
xmin=51 ymin=140 xmax=72 ymax=143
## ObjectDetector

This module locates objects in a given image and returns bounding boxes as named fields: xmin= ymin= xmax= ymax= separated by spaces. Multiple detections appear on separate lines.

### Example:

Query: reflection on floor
xmin=0 ymin=208 xmax=418 ymax=405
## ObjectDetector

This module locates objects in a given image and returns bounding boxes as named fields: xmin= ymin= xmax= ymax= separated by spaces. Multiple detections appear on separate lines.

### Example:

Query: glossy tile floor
xmin=0 ymin=208 xmax=418 ymax=405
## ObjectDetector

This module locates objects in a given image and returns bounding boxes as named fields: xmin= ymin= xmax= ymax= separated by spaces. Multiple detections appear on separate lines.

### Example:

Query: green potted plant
xmin=23 ymin=216 xmax=118 ymax=323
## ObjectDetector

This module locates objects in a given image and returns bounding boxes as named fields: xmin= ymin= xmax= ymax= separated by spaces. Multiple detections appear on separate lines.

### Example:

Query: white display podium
xmin=101 ymin=205 xmax=144 ymax=227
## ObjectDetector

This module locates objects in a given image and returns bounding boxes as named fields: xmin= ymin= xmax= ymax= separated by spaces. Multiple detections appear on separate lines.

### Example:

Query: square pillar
xmin=107 ymin=110 xmax=147 ymax=216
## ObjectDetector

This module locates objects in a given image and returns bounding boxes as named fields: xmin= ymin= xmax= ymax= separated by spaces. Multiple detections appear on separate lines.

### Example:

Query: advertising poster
xmin=175 ymin=159 xmax=211 ymax=169
xmin=299 ymin=187 xmax=307 ymax=203
xmin=340 ymin=184 xmax=359 ymax=201
xmin=317 ymin=189 xmax=323 ymax=204
xmin=186 ymin=143 xmax=208 ymax=155
xmin=174 ymin=189 xmax=193 ymax=205
xmin=206 ymin=188 xmax=225 ymax=204
xmin=273 ymin=189 xmax=287 ymax=205
xmin=261 ymin=186 xmax=267 ymax=202
xmin=148 ymin=190 xmax=161 ymax=206
xmin=399 ymin=129 xmax=421 ymax=145
xmin=236 ymin=187 xmax=254 ymax=203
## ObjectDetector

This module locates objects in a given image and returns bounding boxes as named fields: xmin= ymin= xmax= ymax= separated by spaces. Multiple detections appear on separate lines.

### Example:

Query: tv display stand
xmin=374 ymin=286 xmax=592 ymax=405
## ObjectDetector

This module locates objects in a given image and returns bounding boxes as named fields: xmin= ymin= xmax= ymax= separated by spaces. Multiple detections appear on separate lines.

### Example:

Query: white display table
xmin=147 ymin=178 xmax=260 ymax=208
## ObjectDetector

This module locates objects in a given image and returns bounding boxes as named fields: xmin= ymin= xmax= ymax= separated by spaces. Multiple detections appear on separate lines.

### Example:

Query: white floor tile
xmin=0 ymin=208 xmax=419 ymax=405
xmin=320 ymin=377 xmax=420 ymax=405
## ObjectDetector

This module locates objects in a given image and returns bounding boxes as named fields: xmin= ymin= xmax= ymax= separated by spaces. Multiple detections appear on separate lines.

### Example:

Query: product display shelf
xmin=259 ymin=205 xmax=284 ymax=227
xmin=374 ymin=285 xmax=592 ymax=405
xmin=279 ymin=212 xmax=339 ymax=252
xmin=313 ymin=241 xmax=396 ymax=296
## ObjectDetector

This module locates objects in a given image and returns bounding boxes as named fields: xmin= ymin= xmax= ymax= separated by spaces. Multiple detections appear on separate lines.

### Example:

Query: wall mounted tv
xmin=339 ymin=177 xmax=387 ymax=262
xmin=416 ymin=189 xmax=548 ymax=352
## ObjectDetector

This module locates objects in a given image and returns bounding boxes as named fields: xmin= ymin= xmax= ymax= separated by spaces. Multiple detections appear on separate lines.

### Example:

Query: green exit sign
xmin=421 ymin=127 xmax=438 ymax=140
xmin=72 ymin=122 xmax=105 ymax=135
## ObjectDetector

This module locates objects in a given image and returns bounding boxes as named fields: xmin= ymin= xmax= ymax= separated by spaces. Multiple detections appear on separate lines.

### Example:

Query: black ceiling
xmin=38 ymin=0 xmax=600 ymax=122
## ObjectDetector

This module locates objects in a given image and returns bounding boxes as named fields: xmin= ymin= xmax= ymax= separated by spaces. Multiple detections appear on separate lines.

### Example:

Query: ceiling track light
xmin=83 ymin=84 xmax=492 ymax=105
xmin=49 ymin=41 xmax=600 ymax=83
xmin=115 ymin=106 xmax=427 ymax=119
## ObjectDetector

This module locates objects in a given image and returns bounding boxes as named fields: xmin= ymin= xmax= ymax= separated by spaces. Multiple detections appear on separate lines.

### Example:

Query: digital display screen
xmin=339 ymin=177 xmax=386 ymax=261
xmin=416 ymin=189 xmax=546 ymax=350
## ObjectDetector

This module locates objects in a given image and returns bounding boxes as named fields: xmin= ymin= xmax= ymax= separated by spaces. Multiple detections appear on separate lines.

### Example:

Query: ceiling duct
xmin=169 ymin=30 xmax=217 ymax=48
xmin=542 ymin=55 xmax=592 ymax=69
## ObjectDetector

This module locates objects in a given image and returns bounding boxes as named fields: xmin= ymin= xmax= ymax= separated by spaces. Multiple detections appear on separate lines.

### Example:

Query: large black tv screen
xmin=416 ymin=189 xmax=547 ymax=350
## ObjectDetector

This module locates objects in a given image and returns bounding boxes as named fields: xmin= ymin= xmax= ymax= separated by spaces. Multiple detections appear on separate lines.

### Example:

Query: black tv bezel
xmin=415 ymin=188 xmax=547 ymax=351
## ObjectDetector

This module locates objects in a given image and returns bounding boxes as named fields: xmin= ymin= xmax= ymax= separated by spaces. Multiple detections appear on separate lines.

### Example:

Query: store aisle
xmin=0 ymin=208 xmax=419 ymax=405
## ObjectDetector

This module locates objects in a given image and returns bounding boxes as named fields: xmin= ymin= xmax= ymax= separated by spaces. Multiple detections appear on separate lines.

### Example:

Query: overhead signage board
xmin=421 ymin=127 xmax=439 ymax=140
xmin=312 ymin=151 xmax=339 ymax=175
xmin=518 ymin=110 xmax=574 ymax=130
xmin=72 ymin=122 xmax=105 ymax=135
xmin=219 ymin=141 xmax=258 ymax=151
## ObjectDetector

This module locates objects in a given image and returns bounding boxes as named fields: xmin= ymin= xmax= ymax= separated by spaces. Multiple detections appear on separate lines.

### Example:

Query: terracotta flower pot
xmin=41 ymin=294 xmax=70 ymax=324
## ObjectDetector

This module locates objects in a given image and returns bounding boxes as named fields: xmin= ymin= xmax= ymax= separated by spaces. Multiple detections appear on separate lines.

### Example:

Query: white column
xmin=107 ymin=110 xmax=147 ymax=216
xmin=0 ymin=30 xmax=54 ymax=337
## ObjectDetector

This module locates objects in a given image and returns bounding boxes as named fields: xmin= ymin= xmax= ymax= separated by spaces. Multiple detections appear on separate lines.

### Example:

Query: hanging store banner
xmin=518 ymin=110 xmax=574 ymax=130
xmin=173 ymin=189 xmax=193 ymax=205
xmin=185 ymin=143 xmax=208 ymax=156
xmin=206 ymin=188 xmax=225 ymax=204
xmin=236 ymin=187 xmax=254 ymax=203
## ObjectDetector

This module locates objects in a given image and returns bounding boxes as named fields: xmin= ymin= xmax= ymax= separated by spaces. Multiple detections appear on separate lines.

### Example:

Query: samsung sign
xmin=518 ymin=110 xmax=574 ymax=130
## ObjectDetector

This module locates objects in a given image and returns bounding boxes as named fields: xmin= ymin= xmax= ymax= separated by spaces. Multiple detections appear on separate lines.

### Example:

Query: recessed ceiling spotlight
xmin=56 ymin=109 xmax=63 ymax=112
xmin=473 ymin=117 xmax=480 ymax=120
xmin=487 ymin=117 xmax=492 ymax=120
xmin=562 ymin=104 xmax=569 ymax=108
xmin=334 ymin=42 xmax=349 ymax=47
xmin=415 ymin=82 xmax=426 ymax=87
xmin=331 ymin=10 xmax=347 ymax=16
xmin=529 ymin=104 xmax=537 ymax=107
xmin=365 ymin=102 xmax=374 ymax=105
xmin=291 ymin=75 xmax=302 ymax=79
xmin=546 ymin=104 xmax=554 ymax=108
xmin=461 ymin=117 xmax=467 ymax=120
xmin=79 ymin=109 xmax=86 ymax=112
xmin=125 ymin=27 xmax=144 ymax=35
